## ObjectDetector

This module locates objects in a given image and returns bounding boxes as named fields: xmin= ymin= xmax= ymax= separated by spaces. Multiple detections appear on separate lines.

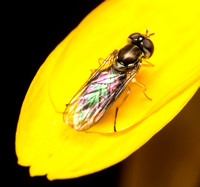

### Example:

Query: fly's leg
xmin=98 ymin=50 xmax=118 ymax=66
xmin=90 ymin=58 xmax=105 ymax=73
xmin=63 ymin=99 xmax=79 ymax=123
xmin=114 ymin=107 xmax=119 ymax=132
xmin=141 ymin=60 xmax=154 ymax=67
xmin=90 ymin=51 xmax=118 ymax=76
xmin=114 ymin=86 xmax=131 ymax=132
xmin=98 ymin=58 xmax=105 ymax=65
xmin=90 ymin=69 xmax=96 ymax=75
xmin=132 ymin=78 xmax=152 ymax=101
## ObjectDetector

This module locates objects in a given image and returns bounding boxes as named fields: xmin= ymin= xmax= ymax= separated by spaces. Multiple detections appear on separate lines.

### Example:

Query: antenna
xmin=145 ymin=28 xmax=155 ymax=37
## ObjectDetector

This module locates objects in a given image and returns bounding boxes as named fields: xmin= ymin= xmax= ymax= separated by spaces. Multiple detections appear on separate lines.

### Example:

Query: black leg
xmin=114 ymin=107 xmax=119 ymax=132
xmin=113 ymin=86 xmax=131 ymax=132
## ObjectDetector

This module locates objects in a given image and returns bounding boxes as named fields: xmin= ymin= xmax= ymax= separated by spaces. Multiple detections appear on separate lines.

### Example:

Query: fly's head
xmin=113 ymin=31 xmax=154 ymax=72
xmin=127 ymin=32 xmax=154 ymax=59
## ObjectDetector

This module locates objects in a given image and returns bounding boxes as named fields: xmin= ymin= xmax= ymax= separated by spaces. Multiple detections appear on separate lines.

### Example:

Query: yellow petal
xmin=16 ymin=0 xmax=200 ymax=180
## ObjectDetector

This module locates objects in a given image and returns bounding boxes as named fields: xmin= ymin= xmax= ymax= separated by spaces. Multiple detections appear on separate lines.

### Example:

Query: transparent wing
xmin=89 ymin=69 xmax=139 ymax=126
xmin=63 ymin=50 xmax=118 ymax=125
xmin=64 ymin=57 xmax=139 ymax=131
xmin=68 ymin=50 xmax=118 ymax=104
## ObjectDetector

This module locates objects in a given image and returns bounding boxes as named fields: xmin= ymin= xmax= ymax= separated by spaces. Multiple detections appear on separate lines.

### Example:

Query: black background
xmin=6 ymin=1 xmax=200 ymax=186
xmin=7 ymin=0 xmax=122 ymax=186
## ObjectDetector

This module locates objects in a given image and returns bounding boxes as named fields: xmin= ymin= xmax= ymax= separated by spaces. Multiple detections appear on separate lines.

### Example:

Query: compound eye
xmin=127 ymin=33 xmax=141 ymax=43
xmin=143 ymin=38 xmax=154 ymax=57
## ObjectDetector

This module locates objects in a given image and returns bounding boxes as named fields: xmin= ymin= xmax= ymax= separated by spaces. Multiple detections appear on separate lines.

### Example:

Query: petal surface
xmin=16 ymin=0 xmax=200 ymax=180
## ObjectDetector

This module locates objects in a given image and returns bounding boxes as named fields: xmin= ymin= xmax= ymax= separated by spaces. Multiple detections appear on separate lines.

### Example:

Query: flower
xmin=16 ymin=0 xmax=200 ymax=180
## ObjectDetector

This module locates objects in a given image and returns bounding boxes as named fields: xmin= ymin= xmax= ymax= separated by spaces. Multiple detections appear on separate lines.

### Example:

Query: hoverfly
xmin=63 ymin=29 xmax=154 ymax=132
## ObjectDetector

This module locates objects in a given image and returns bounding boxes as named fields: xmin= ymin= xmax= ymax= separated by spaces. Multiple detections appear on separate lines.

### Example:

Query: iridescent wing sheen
xmin=65 ymin=50 xmax=118 ymax=105
xmin=63 ymin=50 xmax=117 ymax=124
xmin=63 ymin=50 xmax=138 ymax=130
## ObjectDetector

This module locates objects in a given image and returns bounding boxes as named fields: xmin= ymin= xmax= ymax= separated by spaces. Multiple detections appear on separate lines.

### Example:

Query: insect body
xmin=63 ymin=30 xmax=154 ymax=132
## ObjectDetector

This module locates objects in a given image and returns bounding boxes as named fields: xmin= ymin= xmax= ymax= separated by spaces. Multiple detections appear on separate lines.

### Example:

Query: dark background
xmin=7 ymin=1 xmax=199 ymax=186
xmin=8 ymin=1 xmax=122 ymax=186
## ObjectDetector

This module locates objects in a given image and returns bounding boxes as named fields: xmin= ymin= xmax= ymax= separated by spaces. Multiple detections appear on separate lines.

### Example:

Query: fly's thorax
xmin=113 ymin=44 xmax=143 ymax=72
